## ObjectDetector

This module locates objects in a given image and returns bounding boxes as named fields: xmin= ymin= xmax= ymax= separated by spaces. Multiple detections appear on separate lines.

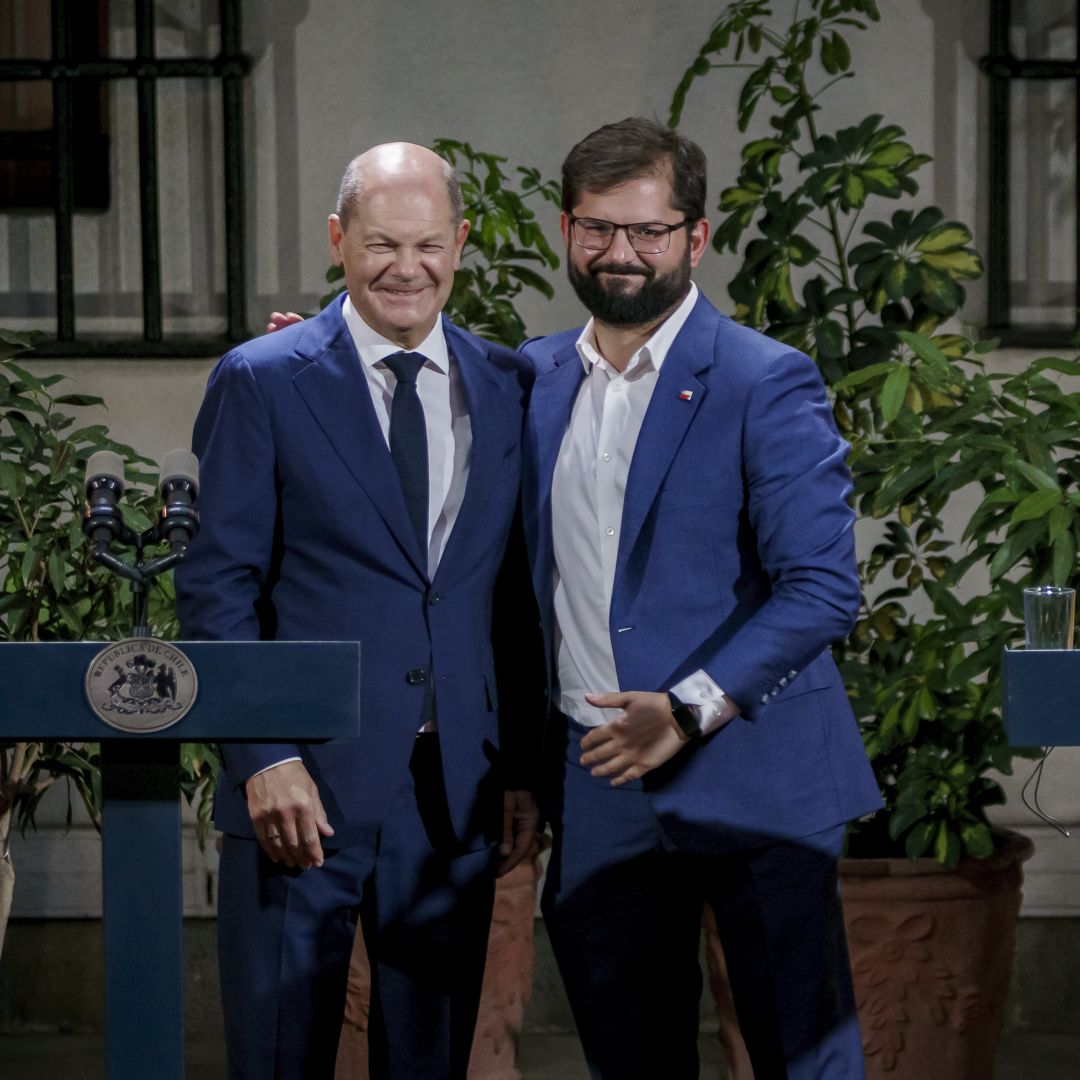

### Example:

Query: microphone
xmin=83 ymin=450 xmax=127 ymax=546
xmin=158 ymin=449 xmax=200 ymax=551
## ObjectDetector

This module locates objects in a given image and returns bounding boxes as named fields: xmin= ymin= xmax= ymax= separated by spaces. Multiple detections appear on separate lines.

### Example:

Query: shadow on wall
xmin=244 ymin=1 xmax=312 ymax=318
xmin=920 ymin=0 xmax=992 ymax=322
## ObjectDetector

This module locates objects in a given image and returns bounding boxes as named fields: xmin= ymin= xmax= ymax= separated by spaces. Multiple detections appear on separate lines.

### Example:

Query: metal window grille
xmin=982 ymin=0 xmax=1080 ymax=347
xmin=0 ymin=0 xmax=253 ymax=357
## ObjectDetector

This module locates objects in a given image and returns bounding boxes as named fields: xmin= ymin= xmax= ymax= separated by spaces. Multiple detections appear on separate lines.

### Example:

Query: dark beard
xmin=567 ymin=248 xmax=691 ymax=327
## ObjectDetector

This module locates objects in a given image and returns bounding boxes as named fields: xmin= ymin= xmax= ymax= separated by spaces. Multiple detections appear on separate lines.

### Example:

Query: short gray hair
xmin=336 ymin=153 xmax=464 ymax=231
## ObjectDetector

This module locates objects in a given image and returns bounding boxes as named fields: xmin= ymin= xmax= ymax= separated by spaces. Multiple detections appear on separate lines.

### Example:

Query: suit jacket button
xmin=406 ymin=668 xmax=427 ymax=685
xmin=429 ymin=592 xmax=441 ymax=605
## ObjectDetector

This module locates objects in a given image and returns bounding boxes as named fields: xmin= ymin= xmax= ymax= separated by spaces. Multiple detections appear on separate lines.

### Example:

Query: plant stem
xmin=796 ymin=72 xmax=857 ymax=347
xmin=843 ymin=208 xmax=864 ymax=248
xmin=810 ymin=73 xmax=855 ymax=101
xmin=13 ymin=497 xmax=31 ymax=539
xmin=8 ymin=742 xmax=27 ymax=783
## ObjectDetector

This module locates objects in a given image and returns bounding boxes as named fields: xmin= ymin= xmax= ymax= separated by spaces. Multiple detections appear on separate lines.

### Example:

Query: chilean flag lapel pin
xmin=679 ymin=389 xmax=694 ymax=401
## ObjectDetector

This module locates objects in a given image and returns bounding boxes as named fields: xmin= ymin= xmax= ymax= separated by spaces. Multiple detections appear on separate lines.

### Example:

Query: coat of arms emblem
xmin=85 ymin=638 xmax=198 ymax=732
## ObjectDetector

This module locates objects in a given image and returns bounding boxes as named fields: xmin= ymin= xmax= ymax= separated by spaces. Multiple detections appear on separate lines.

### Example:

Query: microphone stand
xmin=84 ymin=450 xmax=198 ymax=637
xmin=90 ymin=534 xmax=188 ymax=638
xmin=77 ymin=458 xmax=200 ymax=1080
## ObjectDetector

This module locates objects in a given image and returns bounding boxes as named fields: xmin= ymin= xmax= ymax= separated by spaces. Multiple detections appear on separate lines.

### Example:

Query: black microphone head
xmin=159 ymin=449 xmax=200 ymax=497
xmin=85 ymin=450 xmax=126 ymax=495
xmin=83 ymin=450 xmax=126 ymax=546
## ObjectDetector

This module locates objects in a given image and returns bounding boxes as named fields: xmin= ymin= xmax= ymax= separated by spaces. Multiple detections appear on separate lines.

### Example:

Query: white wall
xmin=14 ymin=0 xmax=984 ymax=450
xmin=16 ymin=0 xmax=988 ymax=513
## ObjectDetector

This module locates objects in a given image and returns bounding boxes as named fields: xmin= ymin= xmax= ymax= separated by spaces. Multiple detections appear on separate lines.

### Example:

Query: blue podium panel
xmin=0 ymin=638 xmax=363 ymax=1079
xmin=0 ymin=640 xmax=361 ymax=741
xmin=1002 ymin=647 xmax=1080 ymax=747
xmin=100 ymin=740 xmax=185 ymax=1079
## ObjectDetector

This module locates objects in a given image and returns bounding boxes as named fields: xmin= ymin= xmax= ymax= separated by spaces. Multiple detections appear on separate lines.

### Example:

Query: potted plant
xmin=670 ymin=2 xmax=1059 ymax=1074
xmin=0 ymin=328 xmax=217 ymax=956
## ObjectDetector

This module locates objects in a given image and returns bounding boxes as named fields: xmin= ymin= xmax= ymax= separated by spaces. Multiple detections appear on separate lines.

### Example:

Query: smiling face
xmin=561 ymin=171 xmax=709 ymax=329
xmin=328 ymin=147 xmax=469 ymax=349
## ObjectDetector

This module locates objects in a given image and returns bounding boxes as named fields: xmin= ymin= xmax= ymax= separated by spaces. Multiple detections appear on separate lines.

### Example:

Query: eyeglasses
xmin=569 ymin=216 xmax=693 ymax=254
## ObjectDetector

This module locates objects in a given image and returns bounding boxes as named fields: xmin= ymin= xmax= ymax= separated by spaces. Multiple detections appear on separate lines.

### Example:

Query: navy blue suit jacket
xmin=175 ymin=297 xmax=535 ymax=846
xmin=521 ymin=292 xmax=881 ymax=851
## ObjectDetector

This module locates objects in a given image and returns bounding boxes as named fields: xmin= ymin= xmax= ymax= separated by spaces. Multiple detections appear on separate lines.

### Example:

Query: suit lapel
xmin=291 ymin=301 xmax=428 ymax=578
xmin=616 ymin=298 xmax=719 ymax=582
xmin=431 ymin=321 xmax=505 ymax=589
xmin=524 ymin=343 xmax=587 ymax=611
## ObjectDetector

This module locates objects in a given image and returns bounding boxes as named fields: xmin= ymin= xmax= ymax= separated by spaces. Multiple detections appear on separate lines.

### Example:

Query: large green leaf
xmin=1014 ymin=460 xmax=1060 ymax=493
xmin=880 ymin=364 xmax=910 ymax=422
xmin=1011 ymin=489 xmax=1062 ymax=525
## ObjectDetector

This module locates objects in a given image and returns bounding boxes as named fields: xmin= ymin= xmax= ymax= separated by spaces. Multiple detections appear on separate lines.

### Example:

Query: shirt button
xmin=602 ymin=453 xmax=612 ymax=462
xmin=606 ymin=527 xmax=615 ymax=536
xmin=406 ymin=668 xmax=427 ymax=685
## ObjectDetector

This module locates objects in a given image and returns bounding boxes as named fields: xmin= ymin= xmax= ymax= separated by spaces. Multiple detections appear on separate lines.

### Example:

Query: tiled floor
xmin=4 ymin=1030 xmax=1080 ymax=1079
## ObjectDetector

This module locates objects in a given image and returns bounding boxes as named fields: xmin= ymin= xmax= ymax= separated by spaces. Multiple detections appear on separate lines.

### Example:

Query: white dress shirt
xmin=342 ymin=297 xmax=472 ymax=578
xmin=551 ymin=283 xmax=738 ymax=735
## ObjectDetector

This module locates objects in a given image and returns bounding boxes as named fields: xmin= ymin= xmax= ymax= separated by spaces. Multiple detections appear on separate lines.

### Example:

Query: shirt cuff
xmin=670 ymin=670 xmax=740 ymax=736
xmin=248 ymin=756 xmax=302 ymax=780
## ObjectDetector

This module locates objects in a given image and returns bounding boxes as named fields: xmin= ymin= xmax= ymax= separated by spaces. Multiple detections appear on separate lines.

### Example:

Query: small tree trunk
xmin=1 ymin=747 xmax=23 ymax=960
xmin=0 ymin=812 xmax=13 ymax=960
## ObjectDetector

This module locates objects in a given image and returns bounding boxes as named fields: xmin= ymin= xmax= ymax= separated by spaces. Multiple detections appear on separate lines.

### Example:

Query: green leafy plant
xmin=322 ymin=139 xmax=561 ymax=347
xmin=0 ymin=329 xmax=218 ymax=948
xmin=669 ymin=1 xmax=1059 ymax=867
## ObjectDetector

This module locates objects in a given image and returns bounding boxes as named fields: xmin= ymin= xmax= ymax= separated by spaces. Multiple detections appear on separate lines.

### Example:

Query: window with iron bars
xmin=0 ymin=0 xmax=252 ymax=357
xmin=982 ymin=0 xmax=1080 ymax=347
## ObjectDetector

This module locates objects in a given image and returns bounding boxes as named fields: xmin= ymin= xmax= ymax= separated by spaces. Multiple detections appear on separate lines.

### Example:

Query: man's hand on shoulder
xmin=497 ymin=789 xmax=542 ymax=878
xmin=580 ymin=691 xmax=689 ymax=785
xmin=266 ymin=311 xmax=305 ymax=334
xmin=245 ymin=760 xmax=334 ymax=869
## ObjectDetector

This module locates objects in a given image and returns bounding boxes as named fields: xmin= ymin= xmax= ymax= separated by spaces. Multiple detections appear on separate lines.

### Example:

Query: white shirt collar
xmin=341 ymin=295 xmax=451 ymax=374
xmin=574 ymin=281 xmax=699 ymax=377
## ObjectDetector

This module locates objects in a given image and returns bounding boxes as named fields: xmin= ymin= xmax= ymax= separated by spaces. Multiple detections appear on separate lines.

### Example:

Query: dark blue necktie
xmin=383 ymin=351 xmax=429 ymax=558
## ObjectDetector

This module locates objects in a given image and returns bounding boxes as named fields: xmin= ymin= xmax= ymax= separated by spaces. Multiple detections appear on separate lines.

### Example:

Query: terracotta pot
xmin=700 ymin=831 xmax=1033 ymax=1080
xmin=839 ymin=830 xmax=1034 ymax=1079
xmin=701 ymin=906 xmax=758 ymax=1080
xmin=335 ymin=854 xmax=543 ymax=1080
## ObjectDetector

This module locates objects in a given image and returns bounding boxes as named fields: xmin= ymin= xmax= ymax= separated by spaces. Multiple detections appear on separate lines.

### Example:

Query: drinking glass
xmin=1023 ymin=585 xmax=1076 ymax=649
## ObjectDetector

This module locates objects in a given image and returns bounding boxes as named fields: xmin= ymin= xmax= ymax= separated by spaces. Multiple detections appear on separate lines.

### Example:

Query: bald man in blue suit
xmin=521 ymin=119 xmax=882 ymax=1079
xmin=176 ymin=144 xmax=541 ymax=1080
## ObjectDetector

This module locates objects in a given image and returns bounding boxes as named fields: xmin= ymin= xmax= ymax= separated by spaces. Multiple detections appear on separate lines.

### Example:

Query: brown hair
xmin=561 ymin=117 xmax=707 ymax=221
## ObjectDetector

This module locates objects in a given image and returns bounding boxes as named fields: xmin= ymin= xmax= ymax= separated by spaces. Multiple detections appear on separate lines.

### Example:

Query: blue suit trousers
xmin=217 ymin=735 xmax=497 ymax=1080
xmin=541 ymin=721 xmax=865 ymax=1080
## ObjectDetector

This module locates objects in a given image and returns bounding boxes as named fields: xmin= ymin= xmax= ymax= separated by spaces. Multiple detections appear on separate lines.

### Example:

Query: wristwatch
xmin=667 ymin=690 xmax=702 ymax=741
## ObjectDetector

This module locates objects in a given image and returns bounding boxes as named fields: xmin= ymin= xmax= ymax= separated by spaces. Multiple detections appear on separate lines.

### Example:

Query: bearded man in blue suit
xmin=175 ymin=143 xmax=540 ymax=1080
xmin=521 ymin=118 xmax=882 ymax=1079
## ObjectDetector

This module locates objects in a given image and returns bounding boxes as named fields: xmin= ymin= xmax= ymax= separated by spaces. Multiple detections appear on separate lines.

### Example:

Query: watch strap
xmin=667 ymin=690 xmax=702 ymax=740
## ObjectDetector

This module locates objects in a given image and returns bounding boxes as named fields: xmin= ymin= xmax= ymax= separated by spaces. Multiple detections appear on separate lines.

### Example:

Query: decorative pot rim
xmin=839 ymin=827 xmax=1035 ymax=880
